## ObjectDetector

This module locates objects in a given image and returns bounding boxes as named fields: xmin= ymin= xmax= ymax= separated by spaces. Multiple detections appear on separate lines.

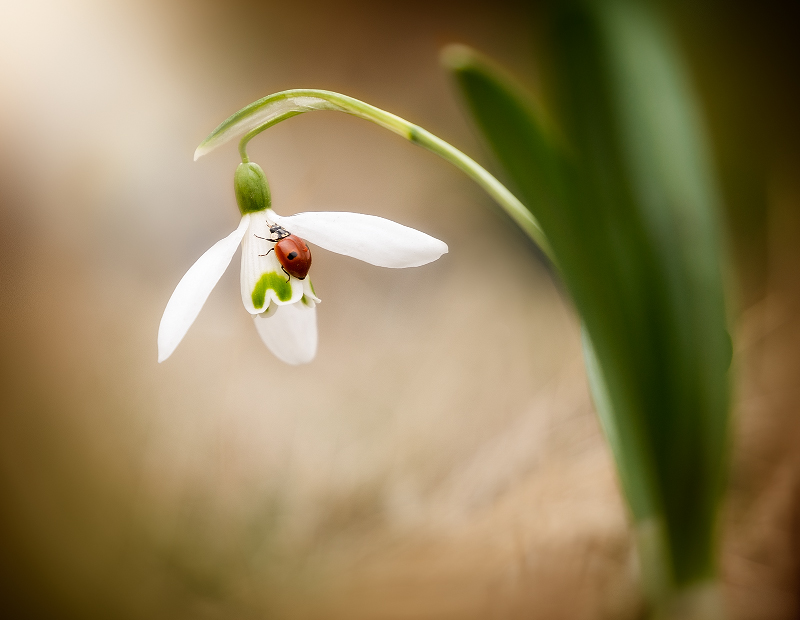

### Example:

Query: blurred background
xmin=0 ymin=0 xmax=797 ymax=618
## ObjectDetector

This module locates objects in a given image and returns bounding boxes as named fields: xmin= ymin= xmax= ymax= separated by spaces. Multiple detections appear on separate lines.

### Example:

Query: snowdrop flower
xmin=158 ymin=162 xmax=448 ymax=365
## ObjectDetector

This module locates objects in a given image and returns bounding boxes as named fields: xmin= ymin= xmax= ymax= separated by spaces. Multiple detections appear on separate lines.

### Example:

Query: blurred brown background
xmin=0 ymin=1 xmax=798 ymax=618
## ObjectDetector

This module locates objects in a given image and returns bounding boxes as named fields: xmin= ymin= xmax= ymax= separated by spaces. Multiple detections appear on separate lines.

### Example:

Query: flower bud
xmin=234 ymin=162 xmax=271 ymax=214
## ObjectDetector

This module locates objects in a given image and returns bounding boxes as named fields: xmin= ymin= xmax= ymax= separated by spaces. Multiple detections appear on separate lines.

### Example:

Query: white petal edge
xmin=302 ymin=278 xmax=321 ymax=304
xmin=270 ymin=210 xmax=448 ymax=268
xmin=254 ymin=302 xmax=317 ymax=365
xmin=157 ymin=214 xmax=250 ymax=362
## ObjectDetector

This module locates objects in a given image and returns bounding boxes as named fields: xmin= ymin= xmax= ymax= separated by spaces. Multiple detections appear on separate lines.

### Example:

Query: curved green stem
xmin=196 ymin=89 xmax=553 ymax=260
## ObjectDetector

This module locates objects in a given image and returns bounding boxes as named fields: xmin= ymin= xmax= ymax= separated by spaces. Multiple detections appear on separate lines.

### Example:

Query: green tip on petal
xmin=252 ymin=272 xmax=293 ymax=309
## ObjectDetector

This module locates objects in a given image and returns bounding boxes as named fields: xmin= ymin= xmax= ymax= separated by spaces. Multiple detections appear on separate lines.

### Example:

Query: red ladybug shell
xmin=275 ymin=234 xmax=312 ymax=280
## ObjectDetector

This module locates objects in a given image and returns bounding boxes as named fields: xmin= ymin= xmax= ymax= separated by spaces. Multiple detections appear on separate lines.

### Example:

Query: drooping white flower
xmin=158 ymin=162 xmax=448 ymax=365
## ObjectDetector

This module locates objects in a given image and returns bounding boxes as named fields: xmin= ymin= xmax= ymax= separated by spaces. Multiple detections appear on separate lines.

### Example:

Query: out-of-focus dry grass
xmin=0 ymin=1 xmax=797 ymax=619
xmin=722 ymin=174 xmax=800 ymax=620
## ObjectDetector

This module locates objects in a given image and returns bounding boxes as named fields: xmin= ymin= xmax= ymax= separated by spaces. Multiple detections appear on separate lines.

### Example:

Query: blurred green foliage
xmin=444 ymin=0 xmax=731 ymax=596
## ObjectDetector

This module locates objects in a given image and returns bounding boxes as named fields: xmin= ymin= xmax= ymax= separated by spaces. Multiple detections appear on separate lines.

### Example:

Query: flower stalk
xmin=196 ymin=89 xmax=554 ymax=261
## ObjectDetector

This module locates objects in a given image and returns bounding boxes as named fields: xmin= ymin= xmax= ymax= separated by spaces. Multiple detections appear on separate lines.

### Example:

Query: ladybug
xmin=257 ymin=223 xmax=312 ymax=281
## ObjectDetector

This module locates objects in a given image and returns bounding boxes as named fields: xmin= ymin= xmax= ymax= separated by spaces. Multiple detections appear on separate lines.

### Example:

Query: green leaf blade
xmin=445 ymin=0 xmax=731 ymax=589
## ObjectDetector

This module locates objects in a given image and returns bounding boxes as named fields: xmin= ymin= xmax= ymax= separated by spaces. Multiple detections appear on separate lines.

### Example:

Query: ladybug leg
xmin=258 ymin=247 xmax=275 ymax=258
xmin=281 ymin=266 xmax=291 ymax=283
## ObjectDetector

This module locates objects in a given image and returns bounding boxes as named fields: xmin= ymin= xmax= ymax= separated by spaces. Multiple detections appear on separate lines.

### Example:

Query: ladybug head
xmin=268 ymin=224 xmax=291 ymax=241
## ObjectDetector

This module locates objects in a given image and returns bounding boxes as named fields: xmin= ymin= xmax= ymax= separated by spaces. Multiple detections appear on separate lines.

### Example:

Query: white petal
xmin=270 ymin=211 xmax=448 ymax=268
xmin=302 ymin=278 xmax=321 ymax=305
xmin=254 ymin=302 xmax=317 ymax=365
xmin=158 ymin=215 xmax=250 ymax=362
xmin=240 ymin=215 xmax=305 ymax=314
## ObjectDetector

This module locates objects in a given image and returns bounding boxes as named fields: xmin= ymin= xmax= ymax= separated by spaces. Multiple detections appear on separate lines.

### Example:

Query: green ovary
xmin=252 ymin=272 xmax=292 ymax=308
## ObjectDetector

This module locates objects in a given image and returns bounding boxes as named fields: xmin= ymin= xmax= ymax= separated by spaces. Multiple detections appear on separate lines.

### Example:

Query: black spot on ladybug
xmin=275 ymin=234 xmax=312 ymax=279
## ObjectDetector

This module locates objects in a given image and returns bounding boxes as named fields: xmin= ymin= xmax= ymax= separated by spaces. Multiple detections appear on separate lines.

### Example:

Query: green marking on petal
xmin=252 ymin=272 xmax=292 ymax=308
xmin=308 ymin=279 xmax=316 ymax=295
